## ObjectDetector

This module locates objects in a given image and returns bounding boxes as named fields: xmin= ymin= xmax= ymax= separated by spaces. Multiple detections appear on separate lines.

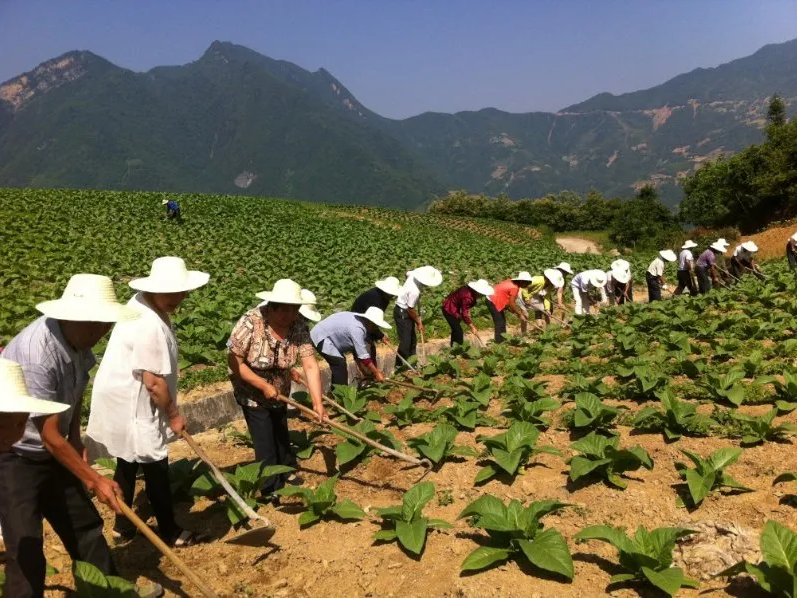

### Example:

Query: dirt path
xmin=556 ymin=237 xmax=600 ymax=254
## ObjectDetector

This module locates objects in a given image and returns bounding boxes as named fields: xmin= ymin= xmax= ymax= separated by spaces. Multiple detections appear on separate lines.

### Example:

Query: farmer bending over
xmin=162 ymin=198 xmax=181 ymax=221
xmin=442 ymin=279 xmax=494 ymax=346
xmin=487 ymin=272 xmax=533 ymax=343
xmin=571 ymin=270 xmax=608 ymax=315
xmin=695 ymin=241 xmax=727 ymax=294
xmin=394 ymin=266 xmax=443 ymax=366
xmin=352 ymin=277 xmax=401 ymax=362
xmin=730 ymin=241 xmax=765 ymax=281
xmin=519 ymin=269 xmax=565 ymax=332
xmin=646 ymin=250 xmax=677 ymax=302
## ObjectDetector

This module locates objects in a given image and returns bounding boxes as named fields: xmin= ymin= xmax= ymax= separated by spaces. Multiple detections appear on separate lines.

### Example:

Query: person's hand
xmin=169 ymin=414 xmax=186 ymax=435
xmin=262 ymin=384 xmax=278 ymax=401
xmin=381 ymin=336 xmax=391 ymax=345
xmin=290 ymin=369 xmax=302 ymax=383
xmin=375 ymin=371 xmax=386 ymax=383
xmin=469 ymin=324 xmax=478 ymax=336
xmin=90 ymin=476 xmax=123 ymax=514
xmin=313 ymin=403 xmax=327 ymax=424
xmin=520 ymin=313 xmax=527 ymax=322
xmin=417 ymin=322 xmax=425 ymax=334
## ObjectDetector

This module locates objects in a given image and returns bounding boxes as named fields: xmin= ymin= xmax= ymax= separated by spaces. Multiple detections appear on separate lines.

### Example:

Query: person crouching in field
xmin=441 ymin=279 xmax=494 ymax=346
xmin=87 ymin=257 xmax=211 ymax=547
xmin=0 ymin=275 xmax=152 ymax=598
xmin=674 ymin=240 xmax=698 ymax=296
xmin=351 ymin=277 xmax=401 ymax=362
xmin=227 ymin=279 xmax=326 ymax=503
xmin=730 ymin=241 xmax=765 ymax=281
xmin=646 ymin=250 xmax=677 ymax=302
xmin=695 ymin=242 xmax=727 ymax=294
xmin=571 ymin=269 xmax=608 ymax=315
xmin=605 ymin=266 xmax=630 ymax=306
xmin=487 ymin=272 xmax=533 ymax=343
xmin=394 ymin=267 xmax=443 ymax=365
xmin=162 ymin=198 xmax=181 ymax=222
xmin=519 ymin=269 xmax=565 ymax=332
xmin=311 ymin=308 xmax=391 ymax=386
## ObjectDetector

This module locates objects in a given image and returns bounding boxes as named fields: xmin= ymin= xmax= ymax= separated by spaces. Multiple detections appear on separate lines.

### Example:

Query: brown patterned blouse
xmin=227 ymin=307 xmax=314 ymax=408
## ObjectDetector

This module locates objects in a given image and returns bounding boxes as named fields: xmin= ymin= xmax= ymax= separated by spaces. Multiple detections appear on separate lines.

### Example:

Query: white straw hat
xmin=791 ymin=232 xmax=797 ymax=242
xmin=36 ymin=274 xmax=140 ymax=323
xmin=610 ymin=267 xmax=631 ymax=284
xmin=129 ymin=257 xmax=209 ymax=293
xmin=410 ymin=266 xmax=443 ymax=287
xmin=710 ymin=241 xmax=727 ymax=253
xmin=161 ymin=199 xmax=169 ymax=205
xmin=512 ymin=271 xmax=534 ymax=283
xmin=255 ymin=279 xmax=307 ymax=305
xmin=467 ymin=279 xmax=495 ymax=296
xmin=543 ymin=269 xmax=565 ymax=289
xmin=357 ymin=306 xmax=392 ymax=329
xmin=611 ymin=259 xmax=631 ymax=273
xmin=555 ymin=262 xmax=573 ymax=275
xmin=0 ymin=358 xmax=70 ymax=415
xmin=375 ymin=276 xmax=401 ymax=296
xmin=681 ymin=240 xmax=698 ymax=249
xmin=659 ymin=249 xmax=677 ymax=262
xmin=299 ymin=289 xmax=322 ymax=322
xmin=590 ymin=271 xmax=608 ymax=288
xmin=741 ymin=241 xmax=759 ymax=253
xmin=717 ymin=237 xmax=730 ymax=246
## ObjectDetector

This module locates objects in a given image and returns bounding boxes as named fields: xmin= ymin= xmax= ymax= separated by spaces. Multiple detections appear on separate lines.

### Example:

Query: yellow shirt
xmin=520 ymin=276 xmax=546 ymax=303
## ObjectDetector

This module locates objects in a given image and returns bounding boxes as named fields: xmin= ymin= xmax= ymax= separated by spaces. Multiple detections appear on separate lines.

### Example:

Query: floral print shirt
xmin=227 ymin=307 xmax=314 ymax=408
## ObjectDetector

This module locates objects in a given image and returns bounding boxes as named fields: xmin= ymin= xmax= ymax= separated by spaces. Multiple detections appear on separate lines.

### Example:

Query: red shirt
xmin=442 ymin=286 xmax=478 ymax=324
xmin=489 ymin=279 xmax=519 ymax=312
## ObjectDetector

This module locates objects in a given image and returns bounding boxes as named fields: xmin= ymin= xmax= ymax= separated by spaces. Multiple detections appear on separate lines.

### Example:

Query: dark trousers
xmin=393 ymin=305 xmax=417 ymax=362
xmin=614 ymin=282 xmax=631 ymax=304
xmin=443 ymin=310 xmax=464 ymax=346
xmin=240 ymin=404 xmax=291 ymax=495
xmin=486 ymin=300 xmax=507 ymax=343
xmin=674 ymin=270 xmax=697 ymax=296
xmin=0 ymin=453 xmax=116 ymax=598
xmin=696 ymin=266 xmax=712 ymax=294
xmin=113 ymin=458 xmax=178 ymax=541
xmin=731 ymin=257 xmax=765 ymax=281
xmin=646 ymin=272 xmax=661 ymax=302
xmin=787 ymin=245 xmax=797 ymax=269
xmin=317 ymin=343 xmax=349 ymax=386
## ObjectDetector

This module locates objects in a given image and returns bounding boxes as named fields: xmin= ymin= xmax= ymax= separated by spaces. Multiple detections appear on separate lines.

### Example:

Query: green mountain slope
xmin=1 ymin=39 xmax=796 ymax=207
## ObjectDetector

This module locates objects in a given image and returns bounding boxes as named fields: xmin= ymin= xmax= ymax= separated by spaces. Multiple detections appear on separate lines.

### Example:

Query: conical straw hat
xmin=37 ymin=274 xmax=140 ymax=323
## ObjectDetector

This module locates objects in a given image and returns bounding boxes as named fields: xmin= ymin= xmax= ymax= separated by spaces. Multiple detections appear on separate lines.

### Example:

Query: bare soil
xmin=556 ymin=237 xmax=601 ymax=254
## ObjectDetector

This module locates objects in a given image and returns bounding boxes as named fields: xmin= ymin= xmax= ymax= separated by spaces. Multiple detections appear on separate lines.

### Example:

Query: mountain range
xmin=1 ymin=38 xmax=796 ymax=209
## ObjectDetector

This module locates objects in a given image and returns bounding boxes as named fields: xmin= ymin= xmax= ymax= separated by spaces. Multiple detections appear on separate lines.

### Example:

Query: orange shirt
xmin=489 ymin=279 xmax=519 ymax=311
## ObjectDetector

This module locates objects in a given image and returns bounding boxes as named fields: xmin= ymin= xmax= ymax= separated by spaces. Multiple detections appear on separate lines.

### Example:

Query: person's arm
xmin=599 ymin=286 xmax=608 ymax=304
xmin=69 ymin=397 xmax=86 ymax=457
xmin=506 ymin=290 xmax=526 ymax=319
xmin=300 ymin=354 xmax=326 ymax=422
xmin=407 ymin=307 xmax=423 ymax=332
xmin=227 ymin=352 xmax=279 ymax=401
xmin=462 ymin=296 xmax=478 ymax=335
xmin=36 ymin=415 xmax=122 ymax=512
xmin=557 ymin=285 xmax=564 ymax=307
xmin=142 ymin=371 xmax=184 ymax=434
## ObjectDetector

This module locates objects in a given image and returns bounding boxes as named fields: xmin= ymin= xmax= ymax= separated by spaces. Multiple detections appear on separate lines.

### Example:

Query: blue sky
xmin=1 ymin=0 xmax=796 ymax=118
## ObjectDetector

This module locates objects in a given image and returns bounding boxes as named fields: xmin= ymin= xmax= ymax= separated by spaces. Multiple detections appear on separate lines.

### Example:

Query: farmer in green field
xmin=609 ymin=258 xmax=633 ymax=304
xmin=227 ymin=279 xmax=325 ymax=503
xmin=695 ymin=241 xmax=727 ymax=293
xmin=394 ymin=267 xmax=443 ymax=364
xmin=487 ymin=272 xmax=534 ymax=342
xmin=730 ymin=241 xmax=765 ymax=281
xmin=162 ymin=198 xmax=181 ymax=222
xmin=0 ymin=275 xmax=165 ymax=598
xmin=787 ymin=233 xmax=797 ymax=270
xmin=442 ymin=279 xmax=494 ymax=345
xmin=553 ymin=262 xmax=573 ymax=310
xmin=674 ymin=240 xmax=699 ymax=296
xmin=571 ymin=269 xmax=608 ymax=315
xmin=87 ymin=257 xmax=211 ymax=547
xmin=518 ymin=269 xmax=565 ymax=331
xmin=351 ymin=277 xmax=401 ymax=362
xmin=646 ymin=250 xmax=677 ymax=301
xmin=310 ymin=308 xmax=392 ymax=386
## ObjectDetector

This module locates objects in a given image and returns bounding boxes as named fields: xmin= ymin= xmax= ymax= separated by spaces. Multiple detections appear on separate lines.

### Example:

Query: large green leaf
xmin=396 ymin=518 xmax=428 ymax=555
xmin=460 ymin=546 xmax=512 ymax=571
xmin=707 ymin=447 xmax=742 ymax=472
xmin=575 ymin=525 xmax=636 ymax=554
xmin=330 ymin=499 xmax=366 ymax=520
xmin=73 ymin=561 xmax=109 ymax=597
xmin=458 ymin=494 xmax=507 ymax=520
xmin=401 ymin=482 xmax=435 ymax=522
xmin=568 ymin=456 xmax=612 ymax=481
xmin=492 ymin=448 xmax=524 ymax=475
xmin=761 ymin=520 xmax=797 ymax=572
xmin=641 ymin=566 xmax=698 ymax=596
xmin=685 ymin=469 xmax=714 ymax=506
xmin=336 ymin=441 xmax=365 ymax=466
xmin=517 ymin=529 xmax=574 ymax=580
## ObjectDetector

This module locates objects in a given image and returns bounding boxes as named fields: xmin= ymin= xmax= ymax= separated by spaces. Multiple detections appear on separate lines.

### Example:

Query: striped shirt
xmin=3 ymin=317 xmax=95 ymax=460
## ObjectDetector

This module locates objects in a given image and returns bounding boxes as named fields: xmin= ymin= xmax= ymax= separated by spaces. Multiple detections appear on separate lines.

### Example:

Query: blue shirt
xmin=166 ymin=201 xmax=179 ymax=210
xmin=310 ymin=312 xmax=370 ymax=360
xmin=3 ymin=317 xmax=96 ymax=460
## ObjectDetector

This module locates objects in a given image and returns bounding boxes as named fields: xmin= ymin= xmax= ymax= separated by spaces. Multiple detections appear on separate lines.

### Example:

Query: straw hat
xmin=512 ymin=271 xmax=534 ymax=283
xmin=710 ymin=241 xmax=727 ymax=253
xmin=299 ymin=289 xmax=322 ymax=323
xmin=681 ymin=240 xmax=698 ymax=249
xmin=357 ymin=307 xmax=392 ymax=329
xmin=36 ymin=274 xmax=140 ymax=323
xmin=791 ymin=232 xmax=797 ymax=242
xmin=255 ymin=279 xmax=307 ymax=305
xmin=716 ymin=238 xmax=730 ymax=246
xmin=161 ymin=199 xmax=169 ymax=205
xmin=741 ymin=241 xmax=759 ymax=253
xmin=129 ymin=257 xmax=209 ymax=294
xmin=410 ymin=266 xmax=443 ymax=287
xmin=610 ymin=268 xmax=631 ymax=284
xmin=590 ymin=271 xmax=608 ymax=288
xmin=611 ymin=259 xmax=631 ymax=273
xmin=467 ymin=279 xmax=494 ymax=296
xmin=0 ymin=358 xmax=69 ymax=415
xmin=375 ymin=276 xmax=401 ymax=296
xmin=659 ymin=249 xmax=677 ymax=262
xmin=555 ymin=262 xmax=574 ymax=275
xmin=543 ymin=269 xmax=565 ymax=289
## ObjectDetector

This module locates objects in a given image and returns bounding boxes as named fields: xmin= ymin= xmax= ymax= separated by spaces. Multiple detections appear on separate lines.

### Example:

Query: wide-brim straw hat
xmin=357 ymin=306 xmax=392 ymax=329
xmin=37 ymin=274 xmax=140 ymax=323
xmin=741 ymin=241 xmax=759 ymax=253
xmin=411 ymin=266 xmax=443 ymax=287
xmin=590 ymin=271 xmax=608 ymax=288
xmin=717 ymin=237 xmax=730 ymax=246
xmin=255 ymin=279 xmax=308 ymax=305
xmin=0 ymin=358 xmax=69 ymax=415
xmin=161 ymin=199 xmax=169 ymax=205
xmin=512 ymin=271 xmax=534 ymax=283
xmin=375 ymin=276 xmax=401 ymax=296
xmin=611 ymin=258 xmax=631 ymax=272
xmin=299 ymin=289 xmax=321 ymax=322
xmin=467 ymin=279 xmax=495 ymax=296
xmin=681 ymin=240 xmax=698 ymax=249
xmin=710 ymin=241 xmax=728 ymax=253
xmin=543 ymin=269 xmax=565 ymax=289
xmin=791 ymin=232 xmax=797 ymax=242
xmin=555 ymin=262 xmax=574 ymax=275
xmin=610 ymin=268 xmax=631 ymax=284
xmin=129 ymin=257 xmax=209 ymax=293
xmin=659 ymin=249 xmax=677 ymax=262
